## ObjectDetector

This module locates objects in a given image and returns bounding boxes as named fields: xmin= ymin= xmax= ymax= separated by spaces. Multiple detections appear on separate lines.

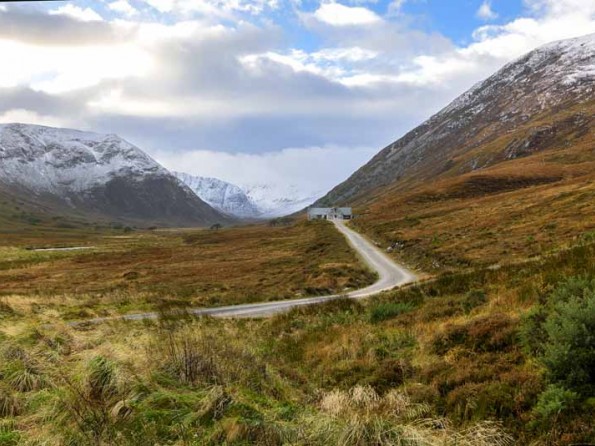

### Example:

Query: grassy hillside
xmin=349 ymin=102 xmax=595 ymax=273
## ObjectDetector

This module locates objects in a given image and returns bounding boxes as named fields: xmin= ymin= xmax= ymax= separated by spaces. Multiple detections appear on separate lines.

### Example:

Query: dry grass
xmin=0 ymin=221 xmax=376 ymax=316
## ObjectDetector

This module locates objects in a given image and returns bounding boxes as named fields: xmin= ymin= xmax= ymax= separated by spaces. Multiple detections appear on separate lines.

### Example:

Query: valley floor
xmin=0 ymin=220 xmax=376 ymax=319
xmin=0 ymin=207 xmax=593 ymax=445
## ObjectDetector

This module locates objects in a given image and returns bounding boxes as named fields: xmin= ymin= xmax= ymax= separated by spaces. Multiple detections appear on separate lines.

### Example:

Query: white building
xmin=307 ymin=207 xmax=352 ymax=220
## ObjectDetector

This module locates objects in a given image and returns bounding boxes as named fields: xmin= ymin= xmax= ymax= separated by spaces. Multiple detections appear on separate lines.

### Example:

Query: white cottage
xmin=307 ymin=207 xmax=352 ymax=221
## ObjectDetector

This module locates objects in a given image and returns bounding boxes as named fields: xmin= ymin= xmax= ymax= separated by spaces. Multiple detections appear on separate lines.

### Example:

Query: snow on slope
xmin=241 ymin=183 xmax=323 ymax=218
xmin=175 ymin=172 xmax=323 ymax=219
xmin=0 ymin=123 xmax=227 ymax=226
xmin=0 ymin=123 xmax=166 ymax=194
xmin=173 ymin=172 xmax=259 ymax=218
xmin=318 ymin=32 xmax=595 ymax=206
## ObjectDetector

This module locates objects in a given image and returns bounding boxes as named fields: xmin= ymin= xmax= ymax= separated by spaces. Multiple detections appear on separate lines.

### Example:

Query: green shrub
xmin=533 ymin=384 xmax=579 ymax=420
xmin=369 ymin=302 xmax=415 ymax=323
xmin=521 ymin=277 xmax=595 ymax=396
xmin=541 ymin=290 xmax=595 ymax=395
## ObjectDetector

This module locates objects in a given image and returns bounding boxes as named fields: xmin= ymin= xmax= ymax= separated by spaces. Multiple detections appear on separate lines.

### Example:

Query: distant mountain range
xmin=0 ymin=124 xmax=228 ymax=227
xmin=0 ymin=123 xmax=320 ymax=226
xmin=174 ymin=172 xmax=323 ymax=219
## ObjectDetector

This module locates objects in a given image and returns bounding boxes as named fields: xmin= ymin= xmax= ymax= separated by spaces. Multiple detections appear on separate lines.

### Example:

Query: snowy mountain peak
xmin=174 ymin=172 xmax=323 ymax=219
xmin=0 ymin=123 xmax=166 ymax=194
xmin=0 ymin=123 xmax=226 ymax=226
xmin=173 ymin=172 xmax=260 ymax=218
xmin=442 ymin=33 xmax=594 ymax=119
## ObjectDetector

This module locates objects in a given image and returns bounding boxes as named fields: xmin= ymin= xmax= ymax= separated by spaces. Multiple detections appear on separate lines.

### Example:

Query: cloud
xmin=49 ymin=4 xmax=104 ymax=22
xmin=476 ymin=1 xmax=497 ymax=21
xmin=387 ymin=0 xmax=406 ymax=16
xmin=0 ymin=109 xmax=72 ymax=128
xmin=140 ymin=0 xmax=279 ymax=17
xmin=312 ymin=2 xmax=382 ymax=26
xmin=108 ymin=0 xmax=139 ymax=17
xmin=150 ymin=145 xmax=378 ymax=195
xmin=0 ymin=10 xmax=122 ymax=47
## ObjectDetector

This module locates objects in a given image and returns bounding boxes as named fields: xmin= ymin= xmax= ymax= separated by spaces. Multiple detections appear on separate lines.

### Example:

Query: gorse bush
xmin=541 ymin=289 xmax=595 ymax=394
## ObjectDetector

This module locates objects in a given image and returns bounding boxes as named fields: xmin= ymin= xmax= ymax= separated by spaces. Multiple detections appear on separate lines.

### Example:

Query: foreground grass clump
xmin=0 ymin=316 xmax=516 ymax=445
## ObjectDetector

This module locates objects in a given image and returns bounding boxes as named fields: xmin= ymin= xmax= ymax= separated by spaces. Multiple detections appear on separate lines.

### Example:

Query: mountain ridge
xmin=0 ymin=123 xmax=229 ymax=227
xmin=317 ymin=33 xmax=595 ymax=207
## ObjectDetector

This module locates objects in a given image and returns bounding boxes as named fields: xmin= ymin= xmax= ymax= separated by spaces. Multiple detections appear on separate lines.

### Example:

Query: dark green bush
xmin=541 ymin=289 xmax=595 ymax=395
xmin=521 ymin=277 xmax=595 ymax=396
xmin=533 ymin=384 xmax=579 ymax=421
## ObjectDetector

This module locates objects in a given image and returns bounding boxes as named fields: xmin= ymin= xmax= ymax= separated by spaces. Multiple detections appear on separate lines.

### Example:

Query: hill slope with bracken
xmin=0 ymin=124 xmax=229 ymax=227
xmin=317 ymin=33 xmax=595 ymax=272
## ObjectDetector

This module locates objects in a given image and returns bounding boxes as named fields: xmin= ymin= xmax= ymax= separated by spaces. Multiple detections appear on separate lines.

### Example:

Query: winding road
xmin=74 ymin=220 xmax=417 ymax=324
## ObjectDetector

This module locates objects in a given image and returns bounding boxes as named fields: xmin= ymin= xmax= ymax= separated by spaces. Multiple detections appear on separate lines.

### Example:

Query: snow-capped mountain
xmin=241 ymin=183 xmax=323 ymax=218
xmin=173 ymin=172 xmax=259 ymax=218
xmin=0 ymin=123 xmax=166 ymax=193
xmin=175 ymin=171 xmax=323 ymax=218
xmin=318 ymin=33 xmax=595 ymax=205
xmin=0 ymin=123 xmax=227 ymax=226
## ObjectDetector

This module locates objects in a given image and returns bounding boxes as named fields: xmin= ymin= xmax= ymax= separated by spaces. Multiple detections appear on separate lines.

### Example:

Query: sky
xmin=0 ymin=0 xmax=594 ymax=196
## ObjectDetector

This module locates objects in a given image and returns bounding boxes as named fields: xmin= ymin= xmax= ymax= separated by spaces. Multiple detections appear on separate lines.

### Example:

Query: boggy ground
xmin=0 ymin=220 xmax=376 ymax=318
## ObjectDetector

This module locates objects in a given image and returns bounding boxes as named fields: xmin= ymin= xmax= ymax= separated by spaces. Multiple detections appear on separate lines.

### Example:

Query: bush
xmin=533 ymin=384 xmax=579 ymax=421
xmin=541 ymin=288 xmax=595 ymax=395
xmin=369 ymin=302 xmax=415 ymax=323
xmin=521 ymin=277 xmax=595 ymax=396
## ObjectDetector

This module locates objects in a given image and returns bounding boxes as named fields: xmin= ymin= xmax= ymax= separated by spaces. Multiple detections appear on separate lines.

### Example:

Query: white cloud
xmin=313 ymin=2 xmax=382 ymax=26
xmin=240 ymin=46 xmax=378 ymax=84
xmin=0 ymin=38 xmax=153 ymax=93
xmin=108 ymin=0 xmax=139 ymax=17
xmin=49 ymin=4 xmax=103 ymax=22
xmin=0 ymin=109 xmax=72 ymax=128
xmin=476 ymin=1 xmax=498 ymax=21
xmin=141 ymin=0 xmax=279 ymax=17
